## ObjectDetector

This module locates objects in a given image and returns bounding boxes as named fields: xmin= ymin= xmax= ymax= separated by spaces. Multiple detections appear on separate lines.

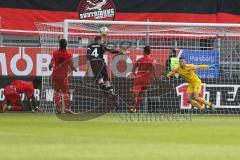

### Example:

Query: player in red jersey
xmin=130 ymin=46 xmax=156 ymax=112
xmin=0 ymin=79 xmax=42 ymax=113
xmin=49 ymin=39 xmax=77 ymax=114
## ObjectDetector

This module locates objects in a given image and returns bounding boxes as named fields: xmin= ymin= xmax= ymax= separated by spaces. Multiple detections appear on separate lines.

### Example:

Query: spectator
xmin=165 ymin=49 xmax=179 ymax=78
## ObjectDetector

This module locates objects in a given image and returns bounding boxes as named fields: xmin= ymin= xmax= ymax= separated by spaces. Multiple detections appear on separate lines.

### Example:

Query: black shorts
xmin=90 ymin=58 xmax=109 ymax=81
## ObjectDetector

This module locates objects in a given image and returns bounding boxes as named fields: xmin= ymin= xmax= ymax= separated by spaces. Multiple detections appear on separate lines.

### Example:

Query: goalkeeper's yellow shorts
xmin=187 ymin=83 xmax=201 ymax=94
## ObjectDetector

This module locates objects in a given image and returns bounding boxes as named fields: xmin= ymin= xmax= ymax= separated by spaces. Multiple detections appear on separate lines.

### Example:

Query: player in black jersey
xmin=87 ymin=36 xmax=122 ymax=95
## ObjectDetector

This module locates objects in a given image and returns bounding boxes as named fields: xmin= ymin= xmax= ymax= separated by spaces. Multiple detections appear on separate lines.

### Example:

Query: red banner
xmin=1 ymin=0 xmax=240 ymax=31
xmin=0 ymin=47 xmax=170 ymax=77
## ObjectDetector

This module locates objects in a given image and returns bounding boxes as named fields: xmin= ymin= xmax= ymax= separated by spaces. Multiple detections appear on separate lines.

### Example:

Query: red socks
xmin=54 ymin=92 xmax=61 ymax=112
xmin=54 ymin=92 xmax=70 ymax=112
xmin=133 ymin=96 xmax=143 ymax=110
xmin=64 ymin=93 xmax=69 ymax=110
xmin=10 ymin=105 xmax=23 ymax=111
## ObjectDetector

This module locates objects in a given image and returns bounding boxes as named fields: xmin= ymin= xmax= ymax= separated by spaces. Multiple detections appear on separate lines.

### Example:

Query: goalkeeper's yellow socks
xmin=197 ymin=98 xmax=215 ymax=110
xmin=190 ymin=100 xmax=204 ymax=110
xmin=197 ymin=98 xmax=211 ymax=106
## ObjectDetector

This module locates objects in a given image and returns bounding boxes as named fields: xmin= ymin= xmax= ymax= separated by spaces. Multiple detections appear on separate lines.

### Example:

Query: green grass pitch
xmin=0 ymin=113 xmax=240 ymax=160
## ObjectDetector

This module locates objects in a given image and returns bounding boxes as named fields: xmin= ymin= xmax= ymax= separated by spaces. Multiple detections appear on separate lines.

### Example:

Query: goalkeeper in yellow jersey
xmin=167 ymin=57 xmax=217 ymax=112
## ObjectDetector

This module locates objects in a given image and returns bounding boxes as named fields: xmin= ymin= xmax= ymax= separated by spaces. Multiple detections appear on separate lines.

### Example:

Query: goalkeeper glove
xmin=163 ymin=72 xmax=171 ymax=78
xmin=209 ymin=64 xmax=219 ymax=69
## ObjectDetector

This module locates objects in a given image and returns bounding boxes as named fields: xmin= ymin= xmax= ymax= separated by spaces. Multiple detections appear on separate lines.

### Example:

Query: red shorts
xmin=52 ymin=77 xmax=69 ymax=93
xmin=131 ymin=77 xmax=151 ymax=94
xmin=4 ymin=86 xmax=21 ymax=104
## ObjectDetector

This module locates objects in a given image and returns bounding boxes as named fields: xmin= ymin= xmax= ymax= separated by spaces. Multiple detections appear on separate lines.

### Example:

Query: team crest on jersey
xmin=78 ymin=0 xmax=116 ymax=20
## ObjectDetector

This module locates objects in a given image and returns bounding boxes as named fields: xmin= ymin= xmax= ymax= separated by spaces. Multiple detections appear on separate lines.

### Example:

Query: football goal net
xmin=36 ymin=20 xmax=240 ymax=115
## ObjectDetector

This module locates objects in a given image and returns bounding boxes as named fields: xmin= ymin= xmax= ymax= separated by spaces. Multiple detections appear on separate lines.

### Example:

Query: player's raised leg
xmin=90 ymin=59 xmax=106 ymax=89
xmin=191 ymin=83 xmax=215 ymax=110
xmin=187 ymin=88 xmax=206 ymax=112
xmin=101 ymin=64 xmax=116 ymax=96
xmin=194 ymin=93 xmax=215 ymax=110
xmin=90 ymin=58 xmax=116 ymax=97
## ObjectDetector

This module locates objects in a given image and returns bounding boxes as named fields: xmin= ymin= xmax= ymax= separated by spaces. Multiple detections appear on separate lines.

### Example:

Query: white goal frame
xmin=63 ymin=19 xmax=240 ymax=40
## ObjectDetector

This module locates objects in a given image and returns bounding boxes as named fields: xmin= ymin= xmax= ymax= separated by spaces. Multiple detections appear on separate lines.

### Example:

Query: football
xmin=100 ymin=27 xmax=109 ymax=36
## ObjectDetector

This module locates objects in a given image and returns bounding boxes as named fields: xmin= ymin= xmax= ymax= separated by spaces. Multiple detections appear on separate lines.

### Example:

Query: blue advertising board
xmin=178 ymin=50 xmax=220 ymax=78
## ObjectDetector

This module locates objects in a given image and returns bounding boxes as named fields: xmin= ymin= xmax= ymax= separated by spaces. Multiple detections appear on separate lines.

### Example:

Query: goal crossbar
xmin=63 ymin=19 xmax=240 ymax=39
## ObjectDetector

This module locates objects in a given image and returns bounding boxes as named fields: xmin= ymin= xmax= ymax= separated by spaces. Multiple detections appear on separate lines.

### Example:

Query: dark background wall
xmin=0 ymin=0 xmax=240 ymax=30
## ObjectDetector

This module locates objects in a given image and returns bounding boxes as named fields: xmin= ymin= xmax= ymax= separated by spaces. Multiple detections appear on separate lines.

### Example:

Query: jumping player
xmin=87 ymin=35 xmax=122 ymax=96
xmin=0 ymin=79 xmax=42 ymax=113
xmin=49 ymin=38 xmax=77 ymax=114
xmin=130 ymin=46 xmax=156 ymax=113
xmin=167 ymin=57 xmax=217 ymax=112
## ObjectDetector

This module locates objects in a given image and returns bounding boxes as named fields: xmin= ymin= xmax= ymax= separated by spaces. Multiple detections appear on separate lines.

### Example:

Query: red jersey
xmin=51 ymin=49 xmax=73 ymax=78
xmin=135 ymin=55 xmax=155 ymax=77
xmin=11 ymin=80 xmax=34 ymax=97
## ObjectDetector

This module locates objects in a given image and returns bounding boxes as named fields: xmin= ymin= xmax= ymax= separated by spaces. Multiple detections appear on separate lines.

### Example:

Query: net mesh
xmin=36 ymin=21 xmax=240 ymax=114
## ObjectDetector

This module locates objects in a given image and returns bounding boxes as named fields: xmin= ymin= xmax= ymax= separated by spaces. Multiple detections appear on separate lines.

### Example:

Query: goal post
xmin=37 ymin=20 xmax=240 ymax=115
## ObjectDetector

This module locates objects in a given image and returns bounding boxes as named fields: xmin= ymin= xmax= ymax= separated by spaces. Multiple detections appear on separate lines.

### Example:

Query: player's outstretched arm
xmin=191 ymin=65 xmax=209 ymax=70
xmin=103 ymin=45 xmax=123 ymax=55
xmin=108 ymin=49 xmax=123 ymax=55
xmin=191 ymin=64 xmax=218 ymax=70
xmin=166 ymin=69 xmax=178 ymax=78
